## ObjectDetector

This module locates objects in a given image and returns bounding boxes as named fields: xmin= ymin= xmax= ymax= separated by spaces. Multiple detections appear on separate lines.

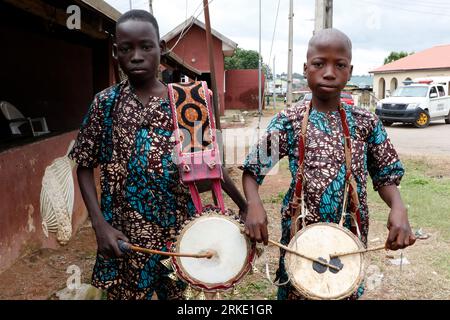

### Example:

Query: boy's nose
xmin=131 ymin=50 xmax=144 ymax=63
xmin=323 ymin=66 xmax=336 ymax=80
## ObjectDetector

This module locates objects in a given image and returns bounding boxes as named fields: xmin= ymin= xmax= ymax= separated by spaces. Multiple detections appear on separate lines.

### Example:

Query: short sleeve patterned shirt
xmin=242 ymin=103 xmax=404 ymax=300
xmin=69 ymin=80 xmax=196 ymax=299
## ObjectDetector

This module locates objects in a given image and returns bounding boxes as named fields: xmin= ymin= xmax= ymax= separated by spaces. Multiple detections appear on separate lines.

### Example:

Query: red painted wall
xmin=225 ymin=69 xmax=265 ymax=110
xmin=166 ymin=25 xmax=226 ymax=115
xmin=0 ymin=0 xmax=115 ymax=274
xmin=0 ymin=132 xmax=92 ymax=273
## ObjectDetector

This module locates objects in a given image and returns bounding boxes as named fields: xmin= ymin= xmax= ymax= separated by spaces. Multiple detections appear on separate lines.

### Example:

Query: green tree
xmin=384 ymin=51 xmax=414 ymax=65
xmin=225 ymin=48 xmax=272 ymax=79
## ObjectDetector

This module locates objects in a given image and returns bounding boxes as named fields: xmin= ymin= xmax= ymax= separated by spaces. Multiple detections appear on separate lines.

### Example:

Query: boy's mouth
xmin=318 ymin=84 xmax=339 ymax=92
xmin=129 ymin=68 xmax=148 ymax=74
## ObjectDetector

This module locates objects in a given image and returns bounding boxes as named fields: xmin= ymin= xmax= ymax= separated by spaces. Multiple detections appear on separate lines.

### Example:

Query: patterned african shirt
xmin=242 ymin=103 xmax=404 ymax=300
xmin=69 ymin=80 xmax=196 ymax=300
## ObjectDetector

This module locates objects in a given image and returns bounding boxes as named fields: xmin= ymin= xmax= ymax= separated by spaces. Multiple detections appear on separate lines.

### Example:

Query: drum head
xmin=285 ymin=223 xmax=365 ymax=300
xmin=174 ymin=214 xmax=251 ymax=289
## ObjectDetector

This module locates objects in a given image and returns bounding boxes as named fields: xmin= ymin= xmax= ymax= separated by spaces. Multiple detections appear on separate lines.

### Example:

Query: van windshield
xmin=392 ymin=86 xmax=428 ymax=97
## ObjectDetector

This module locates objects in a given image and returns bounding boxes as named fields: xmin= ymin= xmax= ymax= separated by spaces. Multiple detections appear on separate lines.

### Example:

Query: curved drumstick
xmin=267 ymin=240 xmax=341 ymax=272
xmin=118 ymin=240 xmax=214 ymax=259
xmin=329 ymin=244 xmax=387 ymax=259
xmin=238 ymin=229 xmax=341 ymax=271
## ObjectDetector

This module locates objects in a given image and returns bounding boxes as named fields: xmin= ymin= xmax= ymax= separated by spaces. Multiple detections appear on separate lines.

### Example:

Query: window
xmin=438 ymin=86 xmax=446 ymax=97
xmin=392 ymin=86 xmax=428 ymax=97
xmin=429 ymin=86 xmax=438 ymax=98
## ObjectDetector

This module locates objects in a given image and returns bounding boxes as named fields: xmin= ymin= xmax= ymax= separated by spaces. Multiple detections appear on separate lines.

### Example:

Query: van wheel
xmin=382 ymin=121 xmax=393 ymax=127
xmin=414 ymin=110 xmax=430 ymax=128
xmin=445 ymin=110 xmax=450 ymax=124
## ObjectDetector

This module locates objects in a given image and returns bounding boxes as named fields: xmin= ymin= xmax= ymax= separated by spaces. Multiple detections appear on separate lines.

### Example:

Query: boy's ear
xmin=160 ymin=40 xmax=167 ymax=55
xmin=112 ymin=43 xmax=118 ymax=60
xmin=303 ymin=63 xmax=308 ymax=78
xmin=349 ymin=65 xmax=354 ymax=81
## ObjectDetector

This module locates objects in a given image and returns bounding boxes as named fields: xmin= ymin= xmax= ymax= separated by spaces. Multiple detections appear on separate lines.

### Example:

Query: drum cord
xmin=264 ymin=250 xmax=290 ymax=287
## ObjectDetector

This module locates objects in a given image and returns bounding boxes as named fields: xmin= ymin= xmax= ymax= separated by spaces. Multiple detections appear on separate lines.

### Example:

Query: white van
xmin=375 ymin=78 xmax=450 ymax=128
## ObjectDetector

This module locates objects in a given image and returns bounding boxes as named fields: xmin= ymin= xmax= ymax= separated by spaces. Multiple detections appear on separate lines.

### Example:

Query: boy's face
xmin=304 ymin=39 xmax=353 ymax=101
xmin=114 ymin=20 xmax=165 ymax=83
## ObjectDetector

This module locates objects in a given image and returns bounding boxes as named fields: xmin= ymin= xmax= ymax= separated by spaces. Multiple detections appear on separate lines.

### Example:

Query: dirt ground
xmin=0 ymin=114 xmax=449 ymax=300
xmin=1 ymin=163 xmax=449 ymax=300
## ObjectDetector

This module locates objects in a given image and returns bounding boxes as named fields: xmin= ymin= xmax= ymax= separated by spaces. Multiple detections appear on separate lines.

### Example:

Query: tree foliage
xmin=225 ymin=48 xmax=272 ymax=79
xmin=384 ymin=51 xmax=414 ymax=65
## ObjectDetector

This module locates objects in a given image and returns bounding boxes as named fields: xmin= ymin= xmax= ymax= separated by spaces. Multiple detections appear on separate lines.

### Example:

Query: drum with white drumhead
xmin=171 ymin=210 xmax=255 ymax=293
xmin=285 ymin=223 xmax=365 ymax=300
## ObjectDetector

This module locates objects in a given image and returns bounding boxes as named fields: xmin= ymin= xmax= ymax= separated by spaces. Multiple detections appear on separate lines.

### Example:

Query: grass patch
xmin=367 ymin=159 xmax=450 ymax=241
xmin=265 ymin=191 xmax=285 ymax=204
xmin=433 ymin=253 xmax=450 ymax=279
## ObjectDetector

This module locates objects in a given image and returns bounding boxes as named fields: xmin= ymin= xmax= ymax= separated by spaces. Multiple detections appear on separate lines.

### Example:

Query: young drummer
xmin=241 ymin=28 xmax=415 ymax=299
xmin=69 ymin=10 xmax=246 ymax=300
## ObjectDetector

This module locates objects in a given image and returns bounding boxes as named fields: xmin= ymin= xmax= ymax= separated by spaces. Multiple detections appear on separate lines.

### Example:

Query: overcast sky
xmin=104 ymin=0 xmax=450 ymax=75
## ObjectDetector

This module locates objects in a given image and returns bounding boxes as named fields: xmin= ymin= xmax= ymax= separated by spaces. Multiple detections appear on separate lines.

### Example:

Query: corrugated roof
xmin=80 ymin=0 xmax=121 ymax=21
xmin=370 ymin=44 xmax=450 ymax=73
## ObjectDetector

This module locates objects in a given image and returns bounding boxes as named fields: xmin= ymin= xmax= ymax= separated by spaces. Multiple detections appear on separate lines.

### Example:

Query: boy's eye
xmin=337 ymin=63 xmax=347 ymax=69
xmin=312 ymin=62 xmax=324 ymax=68
xmin=142 ymin=44 xmax=154 ymax=51
xmin=119 ymin=47 xmax=130 ymax=53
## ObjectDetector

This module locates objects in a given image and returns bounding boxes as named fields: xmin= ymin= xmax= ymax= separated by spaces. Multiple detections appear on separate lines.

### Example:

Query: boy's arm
xmin=220 ymin=168 xmax=247 ymax=218
xmin=242 ymin=172 xmax=268 ymax=245
xmin=378 ymin=184 xmax=416 ymax=250
xmin=77 ymin=166 xmax=129 ymax=258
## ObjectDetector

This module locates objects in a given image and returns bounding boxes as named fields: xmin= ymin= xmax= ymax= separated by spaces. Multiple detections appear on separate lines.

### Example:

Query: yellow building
xmin=370 ymin=44 xmax=450 ymax=99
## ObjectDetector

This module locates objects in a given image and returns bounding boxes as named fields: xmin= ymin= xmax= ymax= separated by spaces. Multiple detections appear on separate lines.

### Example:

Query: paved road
xmin=222 ymin=115 xmax=450 ymax=166
xmin=385 ymin=121 xmax=450 ymax=156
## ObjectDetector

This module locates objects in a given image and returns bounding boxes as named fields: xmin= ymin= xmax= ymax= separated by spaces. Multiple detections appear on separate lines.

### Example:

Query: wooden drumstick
xmin=118 ymin=240 xmax=214 ymax=259
xmin=238 ymin=228 xmax=341 ymax=271
xmin=268 ymin=240 xmax=341 ymax=272
xmin=329 ymin=244 xmax=387 ymax=259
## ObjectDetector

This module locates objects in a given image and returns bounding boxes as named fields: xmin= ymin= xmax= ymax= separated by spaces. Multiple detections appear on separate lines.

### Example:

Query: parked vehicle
xmin=375 ymin=78 xmax=450 ymax=128
xmin=297 ymin=92 xmax=355 ymax=106
xmin=299 ymin=92 xmax=312 ymax=104
xmin=341 ymin=92 xmax=355 ymax=105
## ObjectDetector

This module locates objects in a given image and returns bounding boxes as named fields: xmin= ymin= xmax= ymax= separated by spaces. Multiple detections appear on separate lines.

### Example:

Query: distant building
xmin=370 ymin=44 xmax=450 ymax=99
xmin=162 ymin=18 xmax=237 ymax=115
xmin=345 ymin=75 xmax=374 ymax=109
xmin=267 ymin=78 xmax=288 ymax=95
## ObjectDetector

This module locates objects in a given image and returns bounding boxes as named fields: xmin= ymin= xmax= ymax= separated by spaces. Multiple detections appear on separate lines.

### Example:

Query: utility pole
xmin=129 ymin=0 xmax=132 ymax=10
xmin=148 ymin=0 xmax=153 ymax=14
xmin=287 ymin=0 xmax=294 ymax=108
xmin=258 ymin=0 xmax=262 ymax=116
xmin=314 ymin=0 xmax=333 ymax=33
xmin=203 ymin=0 xmax=221 ymax=131
xmin=273 ymin=56 xmax=276 ymax=110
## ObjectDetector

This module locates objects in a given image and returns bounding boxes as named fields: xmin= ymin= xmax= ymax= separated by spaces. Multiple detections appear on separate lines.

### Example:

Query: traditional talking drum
xmin=284 ymin=223 xmax=365 ymax=300
xmin=165 ymin=81 xmax=255 ymax=299
xmin=170 ymin=209 xmax=255 ymax=295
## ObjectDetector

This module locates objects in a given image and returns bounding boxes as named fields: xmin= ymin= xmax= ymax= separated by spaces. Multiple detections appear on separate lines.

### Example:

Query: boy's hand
xmin=385 ymin=206 xmax=416 ymax=250
xmin=244 ymin=201 xmax=269 ymax=245
xmin=94 ymin=221 xmax=130 ymax=259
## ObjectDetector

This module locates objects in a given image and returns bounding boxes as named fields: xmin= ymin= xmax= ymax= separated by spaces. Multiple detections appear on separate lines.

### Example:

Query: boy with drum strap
xmin=69 ymin=10 xmax=246 ymax=300
xmin=241 ymin=28 xmax=415 ymax=300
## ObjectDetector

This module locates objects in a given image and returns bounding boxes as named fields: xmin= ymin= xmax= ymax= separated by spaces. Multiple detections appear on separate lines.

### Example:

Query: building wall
xmin=0 ymin=2 xmax=116 ymax=273
xmin=225 ymin=69 xmax=265 ymax=110
xmin=0 ymin=132 xmax=91 ymax=273
xmin=373 ymin=69 xmax=450 ymax=100
xmin=166 ymin=25 xmax=226 ymax=115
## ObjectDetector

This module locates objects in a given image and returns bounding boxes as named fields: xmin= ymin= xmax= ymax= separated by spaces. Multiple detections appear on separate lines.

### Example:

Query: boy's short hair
xmin=307 ymin=28 xmax=352 ymax=60
xmin=117 ymin=9 xmax=160 ymax=40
